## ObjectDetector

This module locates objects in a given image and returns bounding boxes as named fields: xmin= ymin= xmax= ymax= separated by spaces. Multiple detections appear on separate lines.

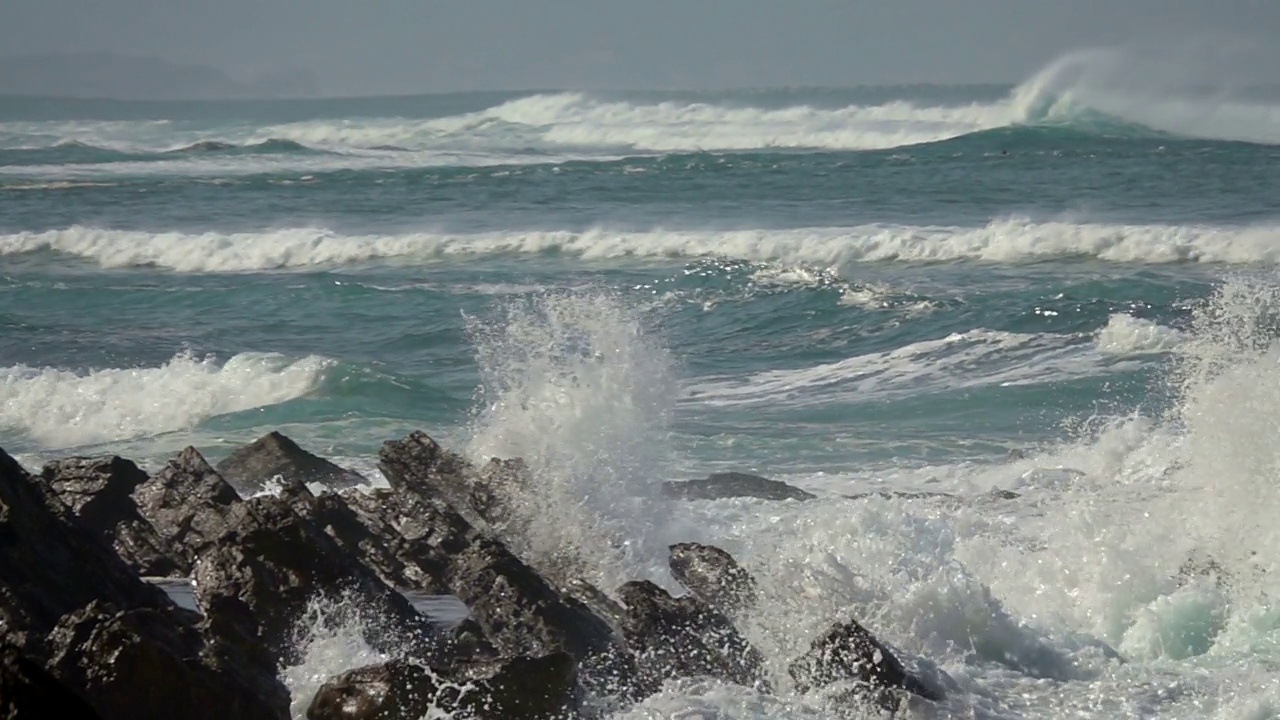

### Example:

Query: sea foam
xmin=0 ymin=351 xmax=331 ymax=448
xmin=6 ymin=219 xmax=1280 ymax=273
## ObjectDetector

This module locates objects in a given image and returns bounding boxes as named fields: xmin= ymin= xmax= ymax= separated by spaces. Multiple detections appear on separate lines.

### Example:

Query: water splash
xmin=464 ymin=288 xmax=682 ymax=589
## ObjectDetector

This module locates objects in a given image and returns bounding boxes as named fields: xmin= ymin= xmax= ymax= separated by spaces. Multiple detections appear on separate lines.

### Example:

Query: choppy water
xmin=5 ymin=49 xmax=1280 ymax=718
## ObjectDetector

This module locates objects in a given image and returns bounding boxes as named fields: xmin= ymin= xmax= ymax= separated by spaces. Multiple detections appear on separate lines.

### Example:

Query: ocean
xmin=4 ymin=53 xmax=1280 ymax=717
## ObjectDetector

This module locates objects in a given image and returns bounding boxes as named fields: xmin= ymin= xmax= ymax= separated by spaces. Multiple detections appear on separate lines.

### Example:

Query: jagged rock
xmin=0 ymin=448 xmax=171 ymax=647
xmin=307 ymin=652 xmax=577 ymax=720
xmin=668 ymin=542 xmax=757 ymax=618
xmin=49 ymin=601 xmax=288 ymax=720
xmin=377 ymin=431 xmax=488 ymax=526
xmin=662 ymin=472 xmax=815 ymax=502
xmin=215 ymin=432 xmax=367 ymax=494
xmin=41 ymin=456 xmax=184 ymax=577
xmin=301 ymin=485 xmax=450 ymax=595
xmin=789 ymin=617 xmax=942 ymax=712
xmin=0 ymin=642 xmax=103 ymax=720
xmin=617 ymin=580 xmax=770 ymax=692
xmin=191 ymin=493 xmax=443 ymax=665
xmin=133 ymin=447 xmax=245 ymax=571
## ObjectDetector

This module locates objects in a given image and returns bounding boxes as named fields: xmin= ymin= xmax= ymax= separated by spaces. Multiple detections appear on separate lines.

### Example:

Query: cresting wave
xmin=4 ymin=49 xmax=1276 ymax=163
xmin=5 ymin=220 xmax=1280 ymax=272
xmin=0 ymin=351 xmax=331 ymax=448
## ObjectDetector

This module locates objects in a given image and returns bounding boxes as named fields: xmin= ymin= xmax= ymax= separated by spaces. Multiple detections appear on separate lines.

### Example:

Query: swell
xmin=0 ymin=137 xmax=324 ymax=165
xmin=5 ymin=219 xmax=1280 ymax=272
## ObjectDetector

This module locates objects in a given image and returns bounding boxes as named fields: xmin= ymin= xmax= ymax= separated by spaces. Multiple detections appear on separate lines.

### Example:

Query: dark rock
xmin=380 ymin=435 xmax=643 ymax=696
xmin=42 ymin=456 xmax=184 ymax=577
xmin=191 ymin=493 xmax=443 ymax=665
xmin=307 ymin=652 xmax=577 ymax=720
xmin=378 ymin=431 xmax=488 ymax=527
xmin=0 ymin=642 xmax=102 ymax=720
xmin=49 ymin=601 xmax=288 ymax=720
xmin=668 ymin=543 xmax=757 ymax=618
xmin=991 ymin=489 xmax=1021 ymax=500
xmin=0 ymin=447 xmax=171 ymax=647
xmin=393 ymin=491 xmax=640 ymax=697
xmin=306 ymin=487 xmax=450 ymax=595
xmin=789 ymin=617 xmax=943 ymax=712
xmin=841 ymin=490 xmax=956 ymax=501
xmin=215 ymin=432 xmax=367 ymax=495
xmin=133 ymin=446 xmax=245 ymax=571
xmin=662 ymin=472 xmax=815 ymax=502
xmin=617 ymin=580 xmax=770 ymax=692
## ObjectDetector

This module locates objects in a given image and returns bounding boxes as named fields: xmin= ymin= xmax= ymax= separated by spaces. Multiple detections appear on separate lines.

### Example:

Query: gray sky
xmin=2 ymin=0 xmax=1279 ymax=95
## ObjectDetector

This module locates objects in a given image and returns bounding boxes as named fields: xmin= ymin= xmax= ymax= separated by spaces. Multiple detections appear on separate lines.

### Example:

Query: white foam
xmin=684 ymin=328 xmax=1142 ymax=408
xmin=1096 ymin=313 xmax=1184 ymax=355
xmin=8 ymin=219 xmax=1280 ymax=273
xmin=0 ymin=351 xmax=331 ymax=449
xmin=463 ymin=289 xmax=683 ymax=589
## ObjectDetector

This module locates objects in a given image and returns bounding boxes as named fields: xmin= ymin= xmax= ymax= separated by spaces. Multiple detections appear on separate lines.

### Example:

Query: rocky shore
xmin=0 ymin=429 xmax=945 ymax=719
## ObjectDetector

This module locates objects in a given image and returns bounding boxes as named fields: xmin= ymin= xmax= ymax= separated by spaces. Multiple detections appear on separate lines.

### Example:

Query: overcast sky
xmin=2 ymin=0 xmax=1278 ymax=95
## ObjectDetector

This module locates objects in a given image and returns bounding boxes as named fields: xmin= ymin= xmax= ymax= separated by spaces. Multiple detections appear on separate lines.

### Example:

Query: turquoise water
xmin=5 ymin=59 xmax=1280 ymax=717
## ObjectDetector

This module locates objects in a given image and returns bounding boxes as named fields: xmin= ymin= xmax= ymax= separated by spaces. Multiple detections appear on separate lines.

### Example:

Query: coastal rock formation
xmin=307 ymin=652 xmax=577 ymax=720
xmin=1 ymin=430 xmax=971 ymax=718
xmin=41 ymin=455 xmax=185 ymax=577
xmin=0 ymin=642 xmax=103 ymax=719
xmin=214 ymin=431 xmax=367 ymax=494
xmin=662 ymin=471 xmax=815 ymax=501
xmin=617 ymin=579 xmax=771 ymax=693
xmin=668 ymin=541 xmax=758 ymax=617
xmin=789 ymin=617 xmax=944 ymax=712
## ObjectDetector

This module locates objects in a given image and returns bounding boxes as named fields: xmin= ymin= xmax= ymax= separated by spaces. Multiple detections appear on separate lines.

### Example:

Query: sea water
xmin=4 ymin=49 xmax=1280 ymax=718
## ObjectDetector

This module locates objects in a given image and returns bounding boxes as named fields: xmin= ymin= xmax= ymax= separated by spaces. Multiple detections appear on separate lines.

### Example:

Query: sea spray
xmin=464 ymin=288 xmax=682 ymax=589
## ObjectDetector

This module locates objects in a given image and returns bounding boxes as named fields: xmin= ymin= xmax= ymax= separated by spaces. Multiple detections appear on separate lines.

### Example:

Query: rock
xmin=662 ymin=472 xmax=815 ymax=502
xmin=49 ymin=601 xmax=288 ymax=720
xmin=841 ymin=490 xmax=956 ymax=502
xmin=191 ymin=493 xmax=443 ymax=665
xmin=788 ymin=617 xmax=942 ymax=712
xmin=617 ymin=580 xmax=770 ymax=692
xmin=0 ymin=642 xmax=103 ymax=719
xmin=306 ymin=487 xmax=450 ymax=595
xmin=392 ymin=491 xmax=640 ymax=697
xmin=132 ymin=447 xmax=246 ymax=571
xmin=0 ymin=447 xmax=172 ymax=646
xmin=377 ymin=431 xmax=489 ymax=527
xmin=41 ymin=456 xmax=184 ymax=577
xmin=668 ymin=543 xmax=757 ymax=618
xmin=307 ymin=652 xmax=577 ymax=720
xmin=215 ymin=432 xmax=367 ymax=495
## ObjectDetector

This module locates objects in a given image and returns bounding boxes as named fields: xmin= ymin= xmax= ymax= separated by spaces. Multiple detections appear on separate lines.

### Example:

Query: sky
xmin=1 ymin=0 xmax=1278 ymax=96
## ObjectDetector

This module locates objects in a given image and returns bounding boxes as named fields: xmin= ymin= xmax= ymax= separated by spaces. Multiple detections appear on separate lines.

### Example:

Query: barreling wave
xmin=4 ymin=219 xmax=1280 ymax=272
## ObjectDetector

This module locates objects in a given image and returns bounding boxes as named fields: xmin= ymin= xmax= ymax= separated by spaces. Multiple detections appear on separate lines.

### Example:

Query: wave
xmin=5 ymin=51 xmax=1275 ymax=168
xmin=1096 ymin=314 xmax=1184 ymax=356
xmin=682 ymin=328 xmax=1141 ymax=408
xmin=4 ymin=220 xmax=1280 ymax=273
xmin=0 ymin=351 xmax=332 ymax=448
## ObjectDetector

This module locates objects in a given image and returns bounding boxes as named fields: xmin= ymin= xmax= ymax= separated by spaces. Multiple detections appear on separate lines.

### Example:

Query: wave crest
xmin=4 ymin=220 xmax=1280 ymax=273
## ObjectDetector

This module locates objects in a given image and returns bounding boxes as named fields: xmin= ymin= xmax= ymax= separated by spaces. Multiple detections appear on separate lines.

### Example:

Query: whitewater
xmin=4 ymin=50 xmax=1280 ymax=718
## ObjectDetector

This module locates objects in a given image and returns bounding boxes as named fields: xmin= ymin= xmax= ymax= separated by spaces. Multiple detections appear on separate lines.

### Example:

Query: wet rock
xmin=617 ymin=580 xmax=770 ymax=692
xmin=662 ymin=472 xmax=815 ymax=502
xmin=191 ymin=493 xmax=443 ymax=665
xmin=841 ymin=490 xmax=956 ymax=502
xmin=0 ymin=642 xmax=103 ymax=720
xmin=215 ymin=432 xmax=367 ymax=495
xmin=668 ymin=542 xmax=757 ymax=617
xmin=42 ymin=456 xmax=184 ymax=577
xmin=305 ymin=486 xmax=450 ymax=594
xmin=0 ymin=447 xmax=171 ymax=646
xmin=307 ymin=652 xmax=577 ymax=720
xmin=132 ymin=447 xmax=246 ymax=571
xmin=377 ymin=431 xmax=489 ymax=526
xmin=789 ymin=617 xmax=943 ymax=712
xmin=49 ymin=601 xmax=288 ymax=720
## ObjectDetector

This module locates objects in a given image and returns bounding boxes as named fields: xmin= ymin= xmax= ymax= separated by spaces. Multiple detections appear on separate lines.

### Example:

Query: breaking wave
xmin=0 ymin=351 xmax=332 ymax=448
xmin=5 ymin=220 xmax=1280 ymax=272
